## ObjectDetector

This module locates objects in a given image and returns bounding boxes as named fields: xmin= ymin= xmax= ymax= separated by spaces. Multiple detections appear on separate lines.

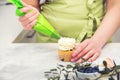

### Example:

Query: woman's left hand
xmin=71 ymin=38 xmax=102 ymax=64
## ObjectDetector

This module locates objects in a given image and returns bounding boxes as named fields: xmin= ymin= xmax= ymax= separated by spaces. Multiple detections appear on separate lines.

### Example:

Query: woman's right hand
xmin=19 ymin=1 xmax=40 ymax=30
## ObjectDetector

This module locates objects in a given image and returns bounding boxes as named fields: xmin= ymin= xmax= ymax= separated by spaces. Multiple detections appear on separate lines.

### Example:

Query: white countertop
xmin=0 ymin=43 xmax=120 ymax=80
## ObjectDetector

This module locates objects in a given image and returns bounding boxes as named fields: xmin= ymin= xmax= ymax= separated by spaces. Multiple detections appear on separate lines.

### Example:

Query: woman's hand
xmin=19 ymin=1 xmax=39 ymax=30
xmin=71 ymin=38 xmax=102 ymax=64
xmin=71 ymin=0 xmax=120 ymax=64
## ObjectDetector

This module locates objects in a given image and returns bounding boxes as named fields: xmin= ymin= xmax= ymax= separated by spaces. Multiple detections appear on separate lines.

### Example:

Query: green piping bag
xmin=8 ymin=0 xmax=60 ymax=39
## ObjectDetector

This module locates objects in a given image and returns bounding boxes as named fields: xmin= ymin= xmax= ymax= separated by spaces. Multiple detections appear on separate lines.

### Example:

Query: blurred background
xmin=0 ymin=0 xmax=120 ymax=46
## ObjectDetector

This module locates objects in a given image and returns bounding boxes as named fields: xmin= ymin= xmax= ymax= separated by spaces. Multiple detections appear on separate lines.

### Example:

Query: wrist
xmin=91 ymin=36 xmax=107 ymax=49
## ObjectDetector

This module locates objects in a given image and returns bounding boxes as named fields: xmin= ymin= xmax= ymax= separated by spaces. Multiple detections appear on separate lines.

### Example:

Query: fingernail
xmin=77 ymin=61 xmax=81 ymax=64
xmin=21 ymin=7 xmax=30 ymax=12
xmin=72 ymin=52 xmax=77 ymax=57
xmin=88 ymin=59 xmax=92 ymax=62
xmin=77 ymin=60 xmax=82 ymax=64
xmin=71 ymin=59 xmax=74 ymax=62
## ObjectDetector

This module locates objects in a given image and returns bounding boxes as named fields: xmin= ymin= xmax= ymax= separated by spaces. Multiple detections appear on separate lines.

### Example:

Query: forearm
xmin=91 ymin=0 xmax=120 ymax=48
xmin=22 ymin=0 xmax=40 ymax=10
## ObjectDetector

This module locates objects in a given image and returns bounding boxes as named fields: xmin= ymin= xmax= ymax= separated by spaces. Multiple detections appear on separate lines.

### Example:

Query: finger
xmin=71 ymin=45 xmax=92 ymax=62
xmin=19 ymin=11 xmax=37 ymax=22
xmin=21 ymin=1 xmax=38 ymax=12
xmin=77 ymin=49 xmax=95 ymax=63
xmin=105 ymin=57 xmax=114 ymax=67
xmin=71 ymin=52 xmax=85 ymax=62
xmin=23 ymin=13 xmax=38 ymax=27
xmin=25 ymin=20 xmax=37 ymax=30
xmin=21 ymin=0 xmax=29 ymax=7
xmin=20 ymin=7 xmax=31 ymax=13
xmin=72 ymin=43 xmax=92 ymax=61
xmin=20 ymin=0 xmax=38 ymax=15
xmin=29 ymin=12 xmax=39 ymax=21
xmin=79 ymin=44 xmax=92 ymax=56
xmin=88 ymin=52 xmax=100 ymax=62
xmin=72 ymin=39 xmax=89 ymax=57
xmin=24 ymin=10 xmax=37 ymax=19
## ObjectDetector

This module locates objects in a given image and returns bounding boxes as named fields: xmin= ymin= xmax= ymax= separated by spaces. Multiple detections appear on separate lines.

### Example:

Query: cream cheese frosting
xmin=58 ymin=37 xmax=76 ymax=50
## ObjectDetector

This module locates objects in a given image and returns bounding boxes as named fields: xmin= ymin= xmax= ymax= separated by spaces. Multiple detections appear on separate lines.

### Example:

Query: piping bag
xmin=8 ymin=0 xmax=61 ymax=39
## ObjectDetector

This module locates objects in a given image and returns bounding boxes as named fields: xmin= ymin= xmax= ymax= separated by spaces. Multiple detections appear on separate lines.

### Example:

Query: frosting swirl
xmin=58 ymin=37 xmax=76 ymax=50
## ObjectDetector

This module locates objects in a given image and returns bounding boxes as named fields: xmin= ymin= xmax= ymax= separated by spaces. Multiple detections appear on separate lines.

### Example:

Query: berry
xmin=78 ymin=66 xmax=99 ymax=73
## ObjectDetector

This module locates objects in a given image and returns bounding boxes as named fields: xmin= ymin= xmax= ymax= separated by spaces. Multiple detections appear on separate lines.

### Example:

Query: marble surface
xmin=0 ymin=43 xmax=120 ymax=80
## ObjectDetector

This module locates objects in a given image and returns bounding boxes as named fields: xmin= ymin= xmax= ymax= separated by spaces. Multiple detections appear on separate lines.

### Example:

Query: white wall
xmin=0 ymin=5 xmax=23 ymax=48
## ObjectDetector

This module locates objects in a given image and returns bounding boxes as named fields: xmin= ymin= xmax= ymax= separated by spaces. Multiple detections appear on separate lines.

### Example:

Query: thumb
xmin=20 ymin=0 xmax=29 ymax=7
xmin=20 ymin=0 xmax=33 ymax=13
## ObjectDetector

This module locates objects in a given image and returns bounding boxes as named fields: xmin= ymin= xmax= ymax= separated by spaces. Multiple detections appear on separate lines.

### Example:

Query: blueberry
xmin=92 ymin=69 xmax=97 ymax=73
xmin=78 ymin=66 xmax=99 ymax=73
xmin=79 ymin=69 xmax=84 ymax=73
xmin=87 ymin=70 xmax=92 ymax=73
xmin=84 ymin=68 xmax=92 ymax=73
xmin=94 ymin=66 xmax=99 ymax=71
xmin=88 ymin=67 xmax=93 ymax=71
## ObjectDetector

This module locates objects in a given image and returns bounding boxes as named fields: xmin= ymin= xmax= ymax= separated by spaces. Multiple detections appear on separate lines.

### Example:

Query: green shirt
xmin=36 ymin=0 xmax=104 ymax=43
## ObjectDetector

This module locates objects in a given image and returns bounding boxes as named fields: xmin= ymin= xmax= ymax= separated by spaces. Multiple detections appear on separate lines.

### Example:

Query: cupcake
xmin=58 ymin=37 xmax=76 ymax=62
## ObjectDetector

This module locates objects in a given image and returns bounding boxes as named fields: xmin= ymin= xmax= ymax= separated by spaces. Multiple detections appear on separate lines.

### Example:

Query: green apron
xmin=36 ymin=0 xmax=104 ymax=43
